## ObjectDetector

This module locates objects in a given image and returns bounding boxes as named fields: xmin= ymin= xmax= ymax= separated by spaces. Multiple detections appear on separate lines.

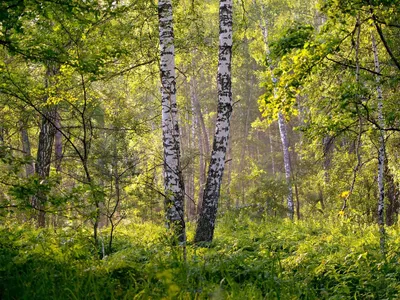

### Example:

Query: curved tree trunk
xmin=158 ymin=0 xmax=185 ymax=242
xmin=194 ymin=0 xmax=233 ymax=243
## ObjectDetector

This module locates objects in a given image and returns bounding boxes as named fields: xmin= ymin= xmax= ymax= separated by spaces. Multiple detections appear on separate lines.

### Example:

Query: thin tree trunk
xmin=185 ymin=94 xmax=195 ymax=220
xmin=259 ymin=9 xmax=294 ymax=219
xmin=197 ymin=119 xmax=206 ymax=214
xmin=158 ymin=0 xmax=185 ymax=242
xmin=194 ymin=0 xmax=233 ymax=243
xmin=269 ymin=127 xmax=275 ymax=175
xmin=341 ymin=16 xmax=362 ymax=212
xmin=20 ymin=122 xmax=35 ymax=177
xmin=371 ymin=32 xmax=386 ymax=254
xmin=278 ymin=112 xmax=294 ymax=220
xmin=190 ymin=77 xmax=210 ymax=155
xmin=54 ymin=112 xmax=63 ymax=173
xmin=190 ymin=77 xmax=207 ymax=214
xmin=226 ymin=143 xmax=232 ymax=209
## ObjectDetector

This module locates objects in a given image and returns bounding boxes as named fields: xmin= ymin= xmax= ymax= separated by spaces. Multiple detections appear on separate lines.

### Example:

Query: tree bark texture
xmin=194 ymin=0 xmax=233 ymax=243
xmin=34 ymin=107 xmax=57 ymax=227
xmin=33 ymin=65 xmax=59 ymax=227
xmin=158 ymin=0 xmax=185 ymax=242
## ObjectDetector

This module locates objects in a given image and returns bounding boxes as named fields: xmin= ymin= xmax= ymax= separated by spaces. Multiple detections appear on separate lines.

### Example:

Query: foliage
xmin=1 ymin=214 xmax=400 ymax=299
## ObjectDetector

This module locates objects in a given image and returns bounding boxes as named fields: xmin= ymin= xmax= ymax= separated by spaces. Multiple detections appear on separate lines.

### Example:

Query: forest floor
xmin=1 ymin=211 xmax=400 ymax=299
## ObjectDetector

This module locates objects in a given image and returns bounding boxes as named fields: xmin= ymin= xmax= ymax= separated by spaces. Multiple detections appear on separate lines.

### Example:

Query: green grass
xmin=1 ymin=213 xmax=400 ymax=299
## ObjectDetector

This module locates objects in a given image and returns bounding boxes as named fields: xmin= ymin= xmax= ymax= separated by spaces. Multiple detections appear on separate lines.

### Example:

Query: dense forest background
xmin=1 ymin=0 xmax=400 ymax=298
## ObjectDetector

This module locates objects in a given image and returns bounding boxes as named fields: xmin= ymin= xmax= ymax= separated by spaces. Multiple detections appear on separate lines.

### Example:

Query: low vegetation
xmin=2 ymin=211 xmax=400 ymax=299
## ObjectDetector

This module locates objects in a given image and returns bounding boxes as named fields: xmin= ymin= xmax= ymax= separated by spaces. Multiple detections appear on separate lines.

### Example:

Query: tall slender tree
xmin=158 ymin=0 xmax=185 ymax=242
xmin=195 ymin=0 xmax=233 ymax=243
xmin=259 ymin=11 xmax=294 ymax=220
xmin=371 ymin=32 xmax=386 ymax=254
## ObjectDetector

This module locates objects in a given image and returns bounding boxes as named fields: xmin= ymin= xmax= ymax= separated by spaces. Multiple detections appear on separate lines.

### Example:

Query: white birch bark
xmin=371 ymin=32 xmax=386 ymax=253
xmin=195 ymin=0 xmax=233 ymax=243
xmin=260 ymin=10 xmax=294 ymax=219
xmin=278 ymin=112 xmax=294 ymax=219
xmin=158 ymin=0 xmax=185 ymax=242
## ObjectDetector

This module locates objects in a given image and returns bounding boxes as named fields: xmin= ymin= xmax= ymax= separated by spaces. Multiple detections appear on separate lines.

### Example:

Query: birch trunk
xmin=278 ymin=112 xmax=294 ymax=219
xmin=260 ymin=13 xmax=294 ymax=219
xmin=158 ymin=0 xmax=185 ymax=242
xmin=194 ymin=0 xmax=233 ymax=243
xmin=371 ymin=32 xmax=386 ymax=253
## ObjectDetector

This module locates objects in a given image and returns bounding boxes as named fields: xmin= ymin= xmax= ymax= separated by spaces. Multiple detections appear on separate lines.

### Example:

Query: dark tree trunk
xmin=34 ymin=107 xmax=57 ymax=227
xmin=33 ymin=65 xmax=59 ymax=228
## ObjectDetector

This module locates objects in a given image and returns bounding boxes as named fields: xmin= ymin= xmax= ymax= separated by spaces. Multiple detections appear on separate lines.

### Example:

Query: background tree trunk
xmin=278 ymin=112 xmax=294 ymax=220
xmin=54 ymin=112 xmax=63 ymax=173
xmin=371 ymin=32 xmax=386 ymax=254
xmin=20 ymin=122 xmax=34 ymax=177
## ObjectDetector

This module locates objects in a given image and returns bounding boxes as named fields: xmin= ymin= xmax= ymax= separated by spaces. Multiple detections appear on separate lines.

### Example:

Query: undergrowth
xmin=1 ymin=213 xmax=400 ymax=299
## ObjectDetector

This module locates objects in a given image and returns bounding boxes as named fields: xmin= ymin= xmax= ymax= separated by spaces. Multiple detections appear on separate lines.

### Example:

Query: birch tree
xmin=259 ymin=10 xmax=294 ymax=220
xmin=277 ymin=112 xmax=294 ymax=219
xmin=195 ymin=0 xmax=233 ymax=243
xmin=158 ymin=0 xmax=185 ymax=242
xmin=371 ymin=32 xmax=386 ymax=253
